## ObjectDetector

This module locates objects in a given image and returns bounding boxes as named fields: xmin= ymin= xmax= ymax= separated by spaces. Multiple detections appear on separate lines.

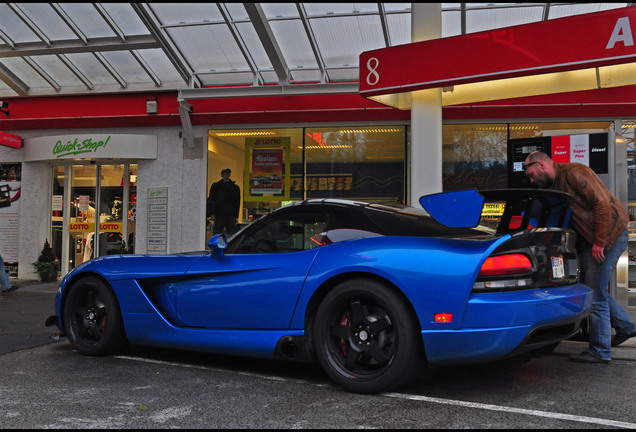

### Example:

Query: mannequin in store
xmin=83 ymin=232 xmax=94 ymax=263
xmin=207 ymin=168 xmax=241 ymax=235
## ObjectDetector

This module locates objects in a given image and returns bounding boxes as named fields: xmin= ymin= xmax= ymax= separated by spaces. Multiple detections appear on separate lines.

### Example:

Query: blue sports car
xmin=46 ymin=189 xmax=592 ymax=394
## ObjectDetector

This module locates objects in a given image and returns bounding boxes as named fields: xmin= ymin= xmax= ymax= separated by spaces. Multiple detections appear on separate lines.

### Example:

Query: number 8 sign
xmin=366 ymin=57 xmax=380 ymax=86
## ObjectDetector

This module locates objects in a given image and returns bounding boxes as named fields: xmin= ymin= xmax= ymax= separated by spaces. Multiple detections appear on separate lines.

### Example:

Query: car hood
xmin=419 ymin=188 xmax=572 ymax=233
xmin=62 ymin=253 xmax=207 ymax=283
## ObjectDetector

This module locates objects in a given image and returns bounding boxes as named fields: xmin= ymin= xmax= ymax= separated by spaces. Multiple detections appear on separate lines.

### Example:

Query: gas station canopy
xmin=0 ymin=3 xmax=630 ymax=99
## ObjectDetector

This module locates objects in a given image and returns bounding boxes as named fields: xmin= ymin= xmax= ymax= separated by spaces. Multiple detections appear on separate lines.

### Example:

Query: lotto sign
xmin=360 ymin=7 xmax=636 ymax=97
xmin=68 ymin=222 xmax=122 ymax=232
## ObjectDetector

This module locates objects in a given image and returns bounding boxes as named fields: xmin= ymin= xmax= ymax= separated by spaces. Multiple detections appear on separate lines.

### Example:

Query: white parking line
xmin=116 ymin=355 xmax=636 ymax=429
xmin=382 ymin=392 xmax=636 ymax=429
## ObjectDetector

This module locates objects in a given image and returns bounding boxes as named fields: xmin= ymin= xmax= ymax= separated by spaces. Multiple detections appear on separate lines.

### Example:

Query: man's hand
xmin=592 ymin=243 xmax=605 ymax=263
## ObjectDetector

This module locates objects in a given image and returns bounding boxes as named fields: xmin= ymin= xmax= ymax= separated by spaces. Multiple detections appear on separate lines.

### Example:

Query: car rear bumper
xmin=421 ymin=283 xmax=592 ymax=364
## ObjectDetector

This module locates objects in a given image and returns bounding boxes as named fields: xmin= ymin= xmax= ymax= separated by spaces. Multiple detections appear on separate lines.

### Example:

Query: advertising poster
xmin=551 ymin=135 xmax=570 ymax=163
xmin=244 ymin=137 xmax=290 ymax=202
xmin=550 ymin=133 xmax=608 ymax=173
xmin=0 ymin=163 xmax=22 ymax=276
xmin=570 ymin=134 xmax=590 ymax=166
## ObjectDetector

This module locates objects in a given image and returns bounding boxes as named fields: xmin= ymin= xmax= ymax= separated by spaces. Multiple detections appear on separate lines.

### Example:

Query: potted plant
xmin=32 ymin=239 xmax=59 ymax=282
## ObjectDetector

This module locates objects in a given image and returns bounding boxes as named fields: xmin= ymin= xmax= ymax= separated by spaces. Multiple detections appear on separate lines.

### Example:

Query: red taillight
xmin=479 ymin=253 xmax=532 ymax=276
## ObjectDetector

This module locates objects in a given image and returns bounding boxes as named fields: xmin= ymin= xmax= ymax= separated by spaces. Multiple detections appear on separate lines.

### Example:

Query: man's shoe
xmin=612 ymin=330 xmax=636 ymax=347
xmin=569 ymin=351 xmax=610 ymax=364
xmin=2 ymin=285 xmax=20 ymax=293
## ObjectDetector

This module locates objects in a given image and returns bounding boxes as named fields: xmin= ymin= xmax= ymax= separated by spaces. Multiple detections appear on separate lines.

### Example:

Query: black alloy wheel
xmin=313 ymin=278 xmax=423 ymax=394
xmin=62 ymin=276 xmax=128 ymax=356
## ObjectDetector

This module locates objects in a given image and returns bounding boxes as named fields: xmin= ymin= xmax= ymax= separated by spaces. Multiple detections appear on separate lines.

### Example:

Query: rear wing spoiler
xmin=419 ymin=188 xmax=572 ymax=233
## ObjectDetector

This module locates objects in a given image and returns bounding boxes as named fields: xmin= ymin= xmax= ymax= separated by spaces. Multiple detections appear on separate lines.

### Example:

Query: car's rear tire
xmin=313 ymin=278 xmax=423 ymax=394
xmin=62 ymin=276 xmax=128 ymax=356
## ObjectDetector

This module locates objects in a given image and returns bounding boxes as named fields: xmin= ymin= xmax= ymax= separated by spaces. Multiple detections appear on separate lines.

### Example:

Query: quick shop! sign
xmin=53 ymin=136 xmax=111 ymax=158
xmin=23 ymin=134 xmax=158 ymax=161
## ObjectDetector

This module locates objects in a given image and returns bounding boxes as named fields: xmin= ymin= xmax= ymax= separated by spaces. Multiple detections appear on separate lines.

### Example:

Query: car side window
xmin=235 ymin=214 xmax=328 ymax=254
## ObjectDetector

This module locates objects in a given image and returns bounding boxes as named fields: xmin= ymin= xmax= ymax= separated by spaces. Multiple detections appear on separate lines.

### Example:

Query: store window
xmin=441 ymin=122 xmax=613 ymax=192
xmin=304 ymin=126 xmax=406 ymax=203
xmin=207 ymin=128 xmax=304 ymax=235
xmin=622 ymin=120 xmax=636 ymax=314
xmin=206 ymin=126 xmax=406 ymax=236
xmin=442 ymin=123 xmax=509 ymax=191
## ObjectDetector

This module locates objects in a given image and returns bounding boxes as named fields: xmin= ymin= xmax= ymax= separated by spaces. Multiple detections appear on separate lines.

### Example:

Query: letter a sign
xmin=606 ymin=16 xmax=634 ymax=49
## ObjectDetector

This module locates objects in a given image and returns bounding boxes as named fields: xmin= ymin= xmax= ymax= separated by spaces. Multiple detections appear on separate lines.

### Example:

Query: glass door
xmin=53 ymin=163 xmax=137 ymax=275
xmin=96 ymin=165 xmax=126 ymax=258
xmin=126 ymin=165 xmax=137 ymax=254
xmin=50 ymin=166 xmax=65 ymax=278
xmin=68 ymin=165 xmax=97 ymax=270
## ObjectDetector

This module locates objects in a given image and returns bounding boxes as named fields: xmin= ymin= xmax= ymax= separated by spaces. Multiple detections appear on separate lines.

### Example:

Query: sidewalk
xmin=0 ymin=278 xmax=61 ymax=355
xmin=1 ymin=278 xmax=636 ymax=361
xmin=7 ymin=278 xmax=60 ymax=293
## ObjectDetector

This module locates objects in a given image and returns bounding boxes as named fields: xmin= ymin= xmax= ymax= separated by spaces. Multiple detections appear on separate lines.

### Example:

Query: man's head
xmin=221 ymin=168 xmax=231 ymax=180
xmin=523 ymin=151 xmax=556 ymax=188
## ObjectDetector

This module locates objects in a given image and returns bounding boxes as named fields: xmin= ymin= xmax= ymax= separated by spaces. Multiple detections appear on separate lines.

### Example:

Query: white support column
xmin=409 ymin=3 xmax=443 ymax=205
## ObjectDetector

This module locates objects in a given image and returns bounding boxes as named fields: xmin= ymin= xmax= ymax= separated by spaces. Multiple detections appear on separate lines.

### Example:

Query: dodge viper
xmin=46 ymin=189 xmax=592 ymax=394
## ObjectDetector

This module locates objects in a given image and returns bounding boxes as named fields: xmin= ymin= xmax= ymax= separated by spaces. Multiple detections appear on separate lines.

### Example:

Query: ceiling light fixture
xmin=299 ymin=145 xmax=354 ymax=150
xmin=338 ymin=128 xmax=401 ymax=133
xmin=214 ymin=131 xmax=277 ymax=137
xmin=473 ymin=125 xmax=539 ymax=132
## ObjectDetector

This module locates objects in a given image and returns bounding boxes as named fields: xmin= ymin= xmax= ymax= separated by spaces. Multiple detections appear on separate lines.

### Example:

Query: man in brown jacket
xmin=524 ymin=151 xmax=636 ymax=363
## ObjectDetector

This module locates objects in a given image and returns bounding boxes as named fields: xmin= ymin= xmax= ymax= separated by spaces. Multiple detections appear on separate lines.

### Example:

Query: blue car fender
xmin=55 ymin=254 xmax=202 ymax=333
xmin=290 ymin=234 xmax=509 ymax=330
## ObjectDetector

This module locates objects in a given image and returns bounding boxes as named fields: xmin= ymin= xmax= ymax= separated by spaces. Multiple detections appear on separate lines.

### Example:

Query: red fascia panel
xmin=360 ymin=6 xmax=636 ymax=97
xmin=3 ymin=91 xmax=180 ymax=117
xmin=444 ymin=85 xmax=636 ymax=119
xmin=2 ymin=85 xmax=636 ymax=131
xmin=0 ymin=91 xmax=182 ymax=130
xmin=188 ymin=93 xmax=408 ymax=124
xmin=0 ymin=92 xmax=408 ymax=131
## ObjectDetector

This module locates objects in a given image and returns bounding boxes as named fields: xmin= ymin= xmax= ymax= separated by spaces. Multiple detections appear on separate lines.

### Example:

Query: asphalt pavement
xmin=1 ymin=278 xmax=636 ymax=360
xmin=0 ymin=279 xmax=61 ymax=355
xmin=3 ymin=279 xmax=636 ymax=429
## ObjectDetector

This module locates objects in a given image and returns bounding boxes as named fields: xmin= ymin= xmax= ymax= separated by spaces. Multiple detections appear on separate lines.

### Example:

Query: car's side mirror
xmin=208 ymin=234 xmax=228 ymax=257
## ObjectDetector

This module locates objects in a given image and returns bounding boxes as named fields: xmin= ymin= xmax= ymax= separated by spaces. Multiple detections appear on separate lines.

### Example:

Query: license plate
xmin=551 ymin=256 xmax=564 ymax=279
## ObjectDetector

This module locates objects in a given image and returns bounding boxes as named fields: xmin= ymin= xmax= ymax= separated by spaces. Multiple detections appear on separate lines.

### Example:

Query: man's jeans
xmin=0 ymin=255 xmax=11 ymax=291
xmin=579 ymin=228 xmax=636 ymax=359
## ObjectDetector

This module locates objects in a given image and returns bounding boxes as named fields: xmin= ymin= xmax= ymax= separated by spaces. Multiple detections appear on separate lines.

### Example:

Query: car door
xmin=176 ymin=212 xmax=327 ymax=329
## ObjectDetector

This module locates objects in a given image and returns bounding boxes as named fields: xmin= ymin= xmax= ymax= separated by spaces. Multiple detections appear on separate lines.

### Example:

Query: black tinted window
xmin=362 ymin=205 xmax=487 ymax=237
xmin=233 ymin=213 xmax=327 ymax=254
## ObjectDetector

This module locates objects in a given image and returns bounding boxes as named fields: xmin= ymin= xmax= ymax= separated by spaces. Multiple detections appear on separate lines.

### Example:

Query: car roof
xmin=263 ymin=198 xmax=484 ymax=238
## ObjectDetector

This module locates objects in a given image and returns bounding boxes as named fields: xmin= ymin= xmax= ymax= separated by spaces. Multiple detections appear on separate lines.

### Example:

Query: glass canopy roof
xmin=0 ymin=2 xmax=629 ymax=99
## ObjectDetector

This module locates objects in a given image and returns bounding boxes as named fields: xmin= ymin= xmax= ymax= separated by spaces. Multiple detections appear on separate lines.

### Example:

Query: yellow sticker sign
xmin=69 ymin=222 xmax=122 ymax=232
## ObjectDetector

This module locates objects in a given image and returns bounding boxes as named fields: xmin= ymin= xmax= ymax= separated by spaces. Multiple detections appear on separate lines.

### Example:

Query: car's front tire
xmin=62 ymin=276 xmax=128 ymax=356
xmin=313 ymin=278 xmax=423 ymax=394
